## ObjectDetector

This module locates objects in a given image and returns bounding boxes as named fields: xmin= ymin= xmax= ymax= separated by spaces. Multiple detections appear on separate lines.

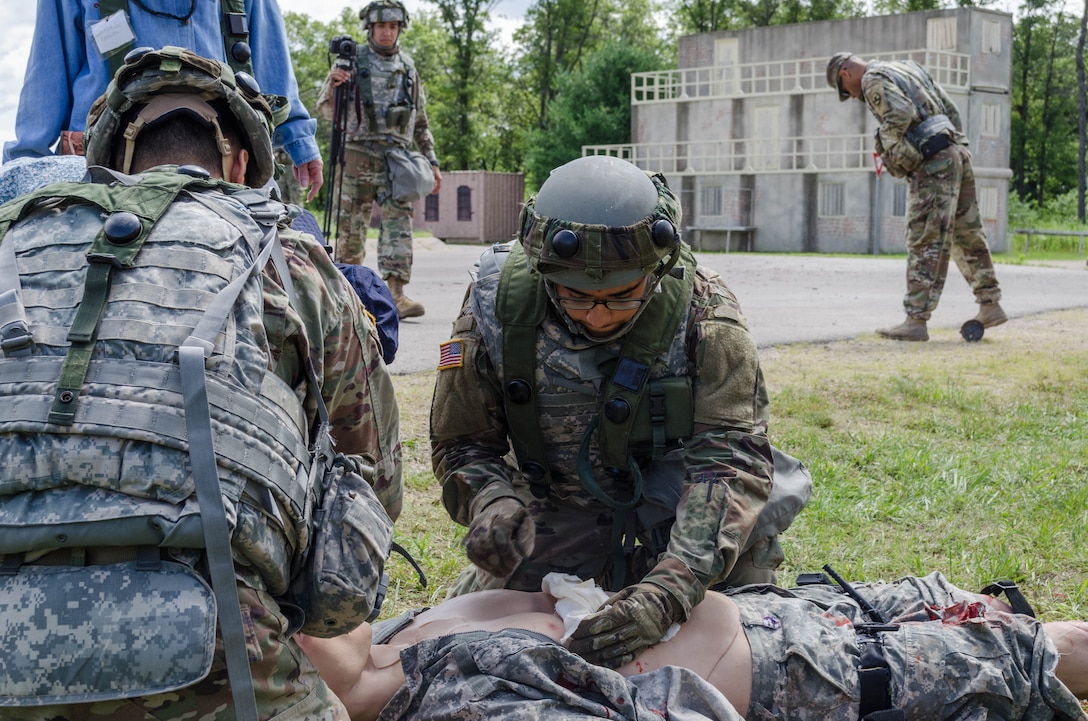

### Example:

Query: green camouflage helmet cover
xmin=518 ymin=155 xmax=683 ymax=291
xmin=84 ymin=45 xmax=288 ymax=186
xmin=360 ymin=0 xmax=410 ymax=29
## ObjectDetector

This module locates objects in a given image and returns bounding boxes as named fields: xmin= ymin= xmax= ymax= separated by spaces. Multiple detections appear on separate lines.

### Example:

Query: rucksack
xmin=0 ymin=167 xmax=391 ymax=712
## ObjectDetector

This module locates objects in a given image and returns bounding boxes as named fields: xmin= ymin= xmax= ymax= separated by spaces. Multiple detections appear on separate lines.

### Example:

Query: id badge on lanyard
xmin=89 ymin=9 xmax=136 ymax=59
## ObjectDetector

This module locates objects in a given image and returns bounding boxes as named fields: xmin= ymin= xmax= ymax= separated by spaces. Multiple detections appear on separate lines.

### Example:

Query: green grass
xmin=380 ymin=308 xmax=1088 ymax=622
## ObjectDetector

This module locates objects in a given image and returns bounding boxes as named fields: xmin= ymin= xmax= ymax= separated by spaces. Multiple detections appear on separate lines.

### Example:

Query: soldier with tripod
xmin=317 ymin=0 xmax=441 ymax=320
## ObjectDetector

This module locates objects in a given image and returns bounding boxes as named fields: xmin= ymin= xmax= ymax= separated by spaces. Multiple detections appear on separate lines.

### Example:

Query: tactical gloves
xmin=463 ymin=497 xmax=535 ymax=578
xmin=569 ymin=557 xmax=704 ymax=669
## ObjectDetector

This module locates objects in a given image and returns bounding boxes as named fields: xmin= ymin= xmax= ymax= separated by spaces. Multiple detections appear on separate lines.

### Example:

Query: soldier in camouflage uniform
xmin=316 ymin=0 xmax=441 ymax=320
xmin=299 ymin=572 xmax=1088 ymax=721
xmin=0 ymin=47 xmax=401 ymax=720
xmin=430 ymin=155 xmax=812 ymax=670
xmin=827 ymin=52 xmax=1006 ymax=342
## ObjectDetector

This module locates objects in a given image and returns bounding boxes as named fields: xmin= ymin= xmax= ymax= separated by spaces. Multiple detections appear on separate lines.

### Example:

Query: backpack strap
xmin=179 ymin=223 xmax=279 ymax=721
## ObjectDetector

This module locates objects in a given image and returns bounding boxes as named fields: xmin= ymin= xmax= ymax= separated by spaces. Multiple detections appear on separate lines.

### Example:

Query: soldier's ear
xmin=230 ymin=148 xmax=250 ymax=185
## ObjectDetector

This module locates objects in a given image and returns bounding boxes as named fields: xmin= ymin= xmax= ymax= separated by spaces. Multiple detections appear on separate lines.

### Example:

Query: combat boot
xmin=876 ymin=316 xmax=928 ymax=341
xmin=974 ymin=301 xmax=1008 ymax=329
xmin=385 ymin=276 xmax=425 ymax=319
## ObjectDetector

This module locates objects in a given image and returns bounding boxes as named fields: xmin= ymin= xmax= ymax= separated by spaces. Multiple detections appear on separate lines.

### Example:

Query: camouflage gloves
xmin=569 ymin=557 xmax=705 ymax=669
xmin=463 ymin=497 xmax=535 ymax=578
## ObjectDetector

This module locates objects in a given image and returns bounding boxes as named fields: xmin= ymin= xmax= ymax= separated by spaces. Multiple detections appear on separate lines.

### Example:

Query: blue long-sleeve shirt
xmin=3 ymin=0 xmax=319 ymax=166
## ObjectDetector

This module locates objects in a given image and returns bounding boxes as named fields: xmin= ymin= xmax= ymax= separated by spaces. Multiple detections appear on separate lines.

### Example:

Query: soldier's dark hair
xmin=115 ymin=100 xmax=250 ymax=182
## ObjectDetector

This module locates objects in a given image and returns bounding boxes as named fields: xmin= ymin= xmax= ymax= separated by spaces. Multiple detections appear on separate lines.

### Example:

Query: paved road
xmin=364 ymin=238 xmax=1087 ymax=375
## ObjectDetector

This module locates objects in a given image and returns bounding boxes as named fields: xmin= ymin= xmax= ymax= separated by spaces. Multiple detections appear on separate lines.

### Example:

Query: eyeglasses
xmin=555 ymin=291 xmax=653 ymax=312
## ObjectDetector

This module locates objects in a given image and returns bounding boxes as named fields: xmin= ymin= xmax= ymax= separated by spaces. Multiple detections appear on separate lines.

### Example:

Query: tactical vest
xmin=0 ymin=168 xmax=310 ymax=594
xmin=0 ymin=167 xmax=320 ymax=714
xmin=350 ymin=46 xmax=420 ymax=146
xmin=485 ymin=242 xmax=696 ymax=509
xmin=97 ymin=0 xmax=255 ymax=79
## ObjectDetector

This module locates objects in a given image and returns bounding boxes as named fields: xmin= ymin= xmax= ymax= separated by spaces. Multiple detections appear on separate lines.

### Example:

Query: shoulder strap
xmin=496 ymin=243 xmax=551 ymax=494
xmin=220 ymin=0 xmax=255 ymax=76
xmin=357 ymin=48 xmax=380 ymax=132
xmin=179 ymin=190 xmax=334 ymax=721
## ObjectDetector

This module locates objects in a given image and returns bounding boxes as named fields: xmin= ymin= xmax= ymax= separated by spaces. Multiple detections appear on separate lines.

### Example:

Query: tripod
xmin=322 ymin=58 xmax=357 ymax=253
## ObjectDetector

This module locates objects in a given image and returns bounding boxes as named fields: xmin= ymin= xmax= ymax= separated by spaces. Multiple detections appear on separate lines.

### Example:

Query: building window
xmin=926 ymin=17 xmax=957 ymax=51
xmin=979 ymin=187 xmax=999 ymax=220
xmin=819 ymin=182 xmax=845 ymax=217
xmin=700 ymin=185 xmax=724 ymax=217
xmin=983 ymin=20 xmax=1002 ymax=54
xmin=425 ymin=194 xmax=439 ymax=222
xmin=982 ymin=104 xmax=1002 ymax=138
xmin=892 ymin=184 xmax=907 ymax=217
xmin=457 ymin=185 xmax=473 ymax=221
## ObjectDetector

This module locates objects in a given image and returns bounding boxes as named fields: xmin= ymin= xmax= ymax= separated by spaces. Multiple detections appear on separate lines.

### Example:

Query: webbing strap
xmin=180 ymin=343 xmax=259 ymax=721
xmin=177 ymin=219 xmax=280 ymax=721
xmin=495 ymin=244 xmax=549 ymax=490
xmin=0 ymin=236 xmax=34 ymax=358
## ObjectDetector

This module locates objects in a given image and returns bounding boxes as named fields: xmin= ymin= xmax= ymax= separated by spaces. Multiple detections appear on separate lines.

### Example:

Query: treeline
xmin=284 ymin=0 xmax=1088 ymax=218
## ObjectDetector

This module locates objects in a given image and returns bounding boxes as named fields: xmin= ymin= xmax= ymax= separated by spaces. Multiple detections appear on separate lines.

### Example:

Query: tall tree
xmin=513 ymin=0 xmax=605 ymax=131
xmin=423 ymin=0 xmax=497 ymax=169
xmin=524 ymin=41 xmax=666 ymax=189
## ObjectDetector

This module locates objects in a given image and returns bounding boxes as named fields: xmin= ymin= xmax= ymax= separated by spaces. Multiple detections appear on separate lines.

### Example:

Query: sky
xmin=0 ymin=0 xmax=531 ymax=154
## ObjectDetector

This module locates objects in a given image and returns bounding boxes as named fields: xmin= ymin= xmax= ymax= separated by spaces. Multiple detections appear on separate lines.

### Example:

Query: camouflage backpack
xmin=0 ymin=166 xmax=391 ymax=711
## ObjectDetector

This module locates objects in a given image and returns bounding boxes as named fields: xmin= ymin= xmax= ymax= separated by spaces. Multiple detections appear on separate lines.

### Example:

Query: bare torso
xmin=386 ymin=590 xmax=751 ymax=714
xmin=300 ymin=590 xmax=752 ymax=720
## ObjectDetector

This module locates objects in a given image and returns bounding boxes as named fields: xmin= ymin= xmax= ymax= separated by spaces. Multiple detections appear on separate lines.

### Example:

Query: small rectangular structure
xmin=414 ymin=171 xmax=525 ymax=244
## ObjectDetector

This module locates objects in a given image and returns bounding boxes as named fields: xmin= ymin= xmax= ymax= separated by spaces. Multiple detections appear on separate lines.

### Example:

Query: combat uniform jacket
xmin=316 ymin=42 xmax=438 ymax=164
xmin=432 ymin=243 xmax=775 ymax=593
xmin=862 ymin=60 xmax=964 ymax=178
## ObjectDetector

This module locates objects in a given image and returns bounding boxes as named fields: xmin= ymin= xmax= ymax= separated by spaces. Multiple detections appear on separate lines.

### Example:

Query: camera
xmin=328 ymin=35 xmax=357 ymax=59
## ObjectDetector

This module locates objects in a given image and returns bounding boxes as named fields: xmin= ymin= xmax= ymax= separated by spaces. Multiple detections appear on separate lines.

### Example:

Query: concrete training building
xmin=584 ymin=7 xmax=1013 ymax=254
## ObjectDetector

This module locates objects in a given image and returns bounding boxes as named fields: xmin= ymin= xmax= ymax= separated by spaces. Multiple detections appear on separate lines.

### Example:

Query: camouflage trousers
xmin=330 ymin=143 xmax=415 ymax=282
xmin=738 ymin=572 xmax=1083 ymax=721
xmin=903 ymin=144 xmax=1001 ymax=320
xmin=379 ymin=629 xmax=743 ymax=721
xmin=9 ymin=575 xmax=349 ymax=721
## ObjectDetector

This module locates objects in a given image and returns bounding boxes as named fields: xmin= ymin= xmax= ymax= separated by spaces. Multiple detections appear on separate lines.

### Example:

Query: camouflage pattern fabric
xmin=326 ymin=144 xmax=414 ymax=277
xmin=859 ymin=61 xmax=1001 ymax=319
xmin=377 ymin=629 xmax=745 ymax=721
xmin=903 ymin=143 xmax=1000 ymax=319
xmin=432 ymin=246 xmax=780 ymax=601
xmin=0 ymin=169 xmax=400 ymax=714
xmin=6 ymin=569 xmax=351 ymax=721
xmin=736 ymin=572 xmax=1086 ymax=721
xmin=266 ymin=223 xmax=403 ymax=520
xmin=862 ymin=60 xmax=965 ymax=179
xmin=316 ymin=43 xmax=437 ymax=280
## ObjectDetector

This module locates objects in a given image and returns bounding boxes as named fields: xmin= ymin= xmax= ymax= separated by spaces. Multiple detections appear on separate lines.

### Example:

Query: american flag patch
xmin=438 ymin=340 xmax=464 ymax=370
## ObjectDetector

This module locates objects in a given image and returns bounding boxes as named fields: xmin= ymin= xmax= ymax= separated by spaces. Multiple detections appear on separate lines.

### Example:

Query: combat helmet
xmin=360 ymin=0 xmax=410 ymax=30
xmin=84 ymin=45 xmax=288 ymax=187
xmin=519 ymin=155 xmax=683 ymax=292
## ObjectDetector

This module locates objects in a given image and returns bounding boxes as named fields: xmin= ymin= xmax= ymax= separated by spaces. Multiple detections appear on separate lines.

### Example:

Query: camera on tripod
xmin=328 ymin=35 xmax=357 ymax=60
